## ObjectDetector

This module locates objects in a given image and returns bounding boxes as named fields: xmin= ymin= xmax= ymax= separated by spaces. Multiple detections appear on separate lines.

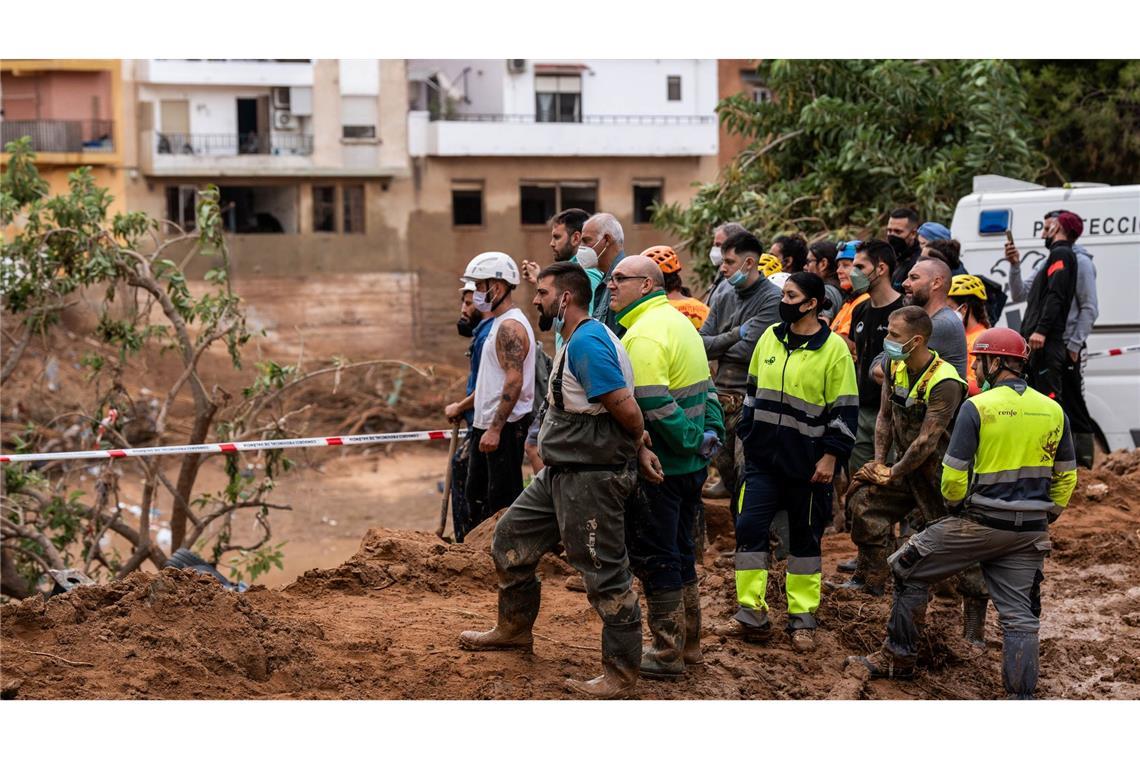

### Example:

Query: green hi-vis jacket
xmin=889 ymin=351 xmax=966 ymax=408
xmin=617 ymin=292 xmax=725 ymax=476
xmin=739 ymin=322 xmax=859 ymax=481
xmin=942 ymin=379 xmax=1078 ymax=518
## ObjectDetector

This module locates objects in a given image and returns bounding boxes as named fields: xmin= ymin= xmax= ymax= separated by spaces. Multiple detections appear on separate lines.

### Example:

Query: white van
xmin=950 ymin=176 xmax=1140 ymax=452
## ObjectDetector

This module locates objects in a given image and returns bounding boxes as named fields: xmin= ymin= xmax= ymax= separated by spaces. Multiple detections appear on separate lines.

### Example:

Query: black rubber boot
xmin=1075 ymin=433 xmax=1095 ymax=469
xmin=1002 ymin=631 xmax=1040 ymax=699
xmin=566 ymin=620 xmax=641 ymax=699
xmin=681 ymin=580 xmax=703 ymax=666
xmin=458 ymin=579 xmax=540 ymax=652
xmin=640 ymin=589 xmax=686 ymax=679
xmin=962 ymin=597 xmax=989 ymax=648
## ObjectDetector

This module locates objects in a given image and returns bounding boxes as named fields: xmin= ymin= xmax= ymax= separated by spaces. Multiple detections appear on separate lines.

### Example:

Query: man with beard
xmin=886 ymin=208 xmax=922 ymax=292
xmin=460 ymin=261 xmax=658 ymax=699
xmin=901 ymin=257 xmax=968 ymax=379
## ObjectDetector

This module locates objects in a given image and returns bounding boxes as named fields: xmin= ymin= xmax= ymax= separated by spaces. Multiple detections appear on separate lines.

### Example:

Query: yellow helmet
xmin=949 ymin=274 xmax=987 ymax=301
xmin=758 ymin=253 xmax=783 ymax=278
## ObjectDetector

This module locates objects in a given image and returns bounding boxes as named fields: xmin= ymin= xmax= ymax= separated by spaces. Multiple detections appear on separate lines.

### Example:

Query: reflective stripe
xmin=757 ymin=388 xmax=824 ymax=417
xmin=828 ymin=417 xmax=856 ymax=440
xmin=944 ymin=454 xmax=971 ymax=471
xmin=785 ymin=571 xmax=821 ymax=616
xmin=975 ymin=466 xmax=1055 ymax=485
xmin=743 ymin=395 xmax=755 ymax=408
xmin=735 ymin=551 xmax=769 ymax=571
xmin=832 ymin=394 xmax=859 ymax=408
xmin=634 ymin=384 xmax=670 ymax=398
xmin=966 ymin=493 xmax=1055 ymax=513
xmin=753 ymin=409 xmax=824 ymax=437
xmin=684 ymin=404 xmax=705 ymax=419
xmin=1054 ymin=459 xmax=1077 ymax=473
xmin=786 ymin=555 xmax=822 ymax=575
xmin=644 ymin=401 xmax=680 ymax=422
xmin=735 ymin=568 xmax=769 ymax=612
xmin=672 ymin=381 xmax=708 ymax=400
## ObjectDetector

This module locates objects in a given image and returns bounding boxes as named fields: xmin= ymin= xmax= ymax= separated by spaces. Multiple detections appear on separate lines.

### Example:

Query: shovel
xmin=436 ymin=420 xmax=461 ymax=538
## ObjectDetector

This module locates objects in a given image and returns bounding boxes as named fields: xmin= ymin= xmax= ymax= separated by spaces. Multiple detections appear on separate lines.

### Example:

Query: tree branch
xmin=0 ymin=517 xmax=65 ymax=569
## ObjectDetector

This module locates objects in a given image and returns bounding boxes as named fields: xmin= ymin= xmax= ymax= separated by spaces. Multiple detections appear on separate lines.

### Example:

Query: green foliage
xmin=653 ymin=60 xmax=1044 ymax=283
xmin=225 ymin=542 xmax=287 ymax=585
xmin=1016 ymin=60 xmax=1140 ymax=187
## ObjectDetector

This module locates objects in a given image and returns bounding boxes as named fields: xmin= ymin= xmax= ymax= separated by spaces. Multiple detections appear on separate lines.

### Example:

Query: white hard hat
xmin=768 ymin=272 xmax=791 ymax=289
xmin=462 ymin=251 xmax=520 ymax=286
xmin=460 ymin=280 xmax=476 ymax=292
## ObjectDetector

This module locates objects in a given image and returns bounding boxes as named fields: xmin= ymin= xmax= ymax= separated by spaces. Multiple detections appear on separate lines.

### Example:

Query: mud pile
xmin=3 ymin=453 xmax=1139 ymax=700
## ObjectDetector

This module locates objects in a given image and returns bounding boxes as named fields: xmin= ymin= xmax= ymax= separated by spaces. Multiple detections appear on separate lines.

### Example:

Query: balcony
xmin=138 ymin=59 xmax=313 ymax=87
xmin=1 ymin=119 xmax=114 ymax=154
xmin=141 ymin=130 xmax=317 ymax=177
xmin=407 ymin=112 xmax=718 ymax=157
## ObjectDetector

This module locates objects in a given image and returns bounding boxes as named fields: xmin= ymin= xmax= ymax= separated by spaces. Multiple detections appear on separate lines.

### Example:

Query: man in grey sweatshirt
xmin=698 ymin=230 xmax=782 ymax=502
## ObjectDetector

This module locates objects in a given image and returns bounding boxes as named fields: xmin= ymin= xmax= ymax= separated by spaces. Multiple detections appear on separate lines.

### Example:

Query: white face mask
xmin=473 ymin=287 xmax=495 ymax=313
xmin=574 ymin=244 xmax=599 ymax=270
xmin=709 ymin=245 xmax=723 ymax=267
xmin=956 ymin=306 xmax=967 ymax=324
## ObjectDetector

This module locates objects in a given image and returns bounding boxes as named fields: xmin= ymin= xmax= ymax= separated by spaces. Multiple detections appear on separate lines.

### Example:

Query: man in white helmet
xmin=446 ymin=252 xmax=536 ymax=535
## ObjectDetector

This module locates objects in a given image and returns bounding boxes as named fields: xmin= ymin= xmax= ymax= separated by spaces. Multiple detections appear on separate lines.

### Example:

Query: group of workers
xmin=443 ymin=205 xmax=1092 ymax=699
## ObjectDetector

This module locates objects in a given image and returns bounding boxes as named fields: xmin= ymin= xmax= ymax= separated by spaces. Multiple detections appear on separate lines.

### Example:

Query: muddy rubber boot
xmin=835 ymin=558 xmax=858 ymax=574
xmin=825 ymin=548 xmax=885 ymax=596
xmin=1075 ymin=433 xmax=1095 ymax=469
xmin=846 ymin=648 xmax=916 ymax=680
xmin=640 ymin=589 xmax=686 ymax=680
xmin=566 ymin=620 xmax=641 ymax=699
xmin=962 ymin=597 xmax=988 ymax=648
xmin=681 ymin=580 xmax=703 ymax=666
xmin=458 ymin=579 xmax=540 ymax=652
xmin=1002 ymin=631 xmax=1039 ymax=699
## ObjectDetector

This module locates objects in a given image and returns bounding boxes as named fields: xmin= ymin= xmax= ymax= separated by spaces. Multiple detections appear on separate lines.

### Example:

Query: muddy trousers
xmin=733 ymin=463 xmax=831 ymax=631
xmin=491 ymin=464 xmax=642 ymax=632
xmin=449 ymin=433 xmax=474 ymax=543
xmin=463 ymin=416 xmax=531 ymax=540
xmin=884 ymin=515 xmax=1050 ymax=698
xmin=626 ymin=470 xmax=707 ymax=594
xmin=848 ymin=479 xmax=988 ymax=598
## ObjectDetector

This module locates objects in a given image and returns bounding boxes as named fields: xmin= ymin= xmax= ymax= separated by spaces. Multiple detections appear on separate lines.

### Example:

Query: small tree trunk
xmin=170 ymin=401 xmax=217 ymax=549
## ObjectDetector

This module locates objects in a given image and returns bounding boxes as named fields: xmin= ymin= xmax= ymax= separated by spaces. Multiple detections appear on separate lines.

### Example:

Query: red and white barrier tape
xmin=0 ymin=428 xmax=463 ymax=464
xmin=1086 ymin=344 xmax=1140 ymax=360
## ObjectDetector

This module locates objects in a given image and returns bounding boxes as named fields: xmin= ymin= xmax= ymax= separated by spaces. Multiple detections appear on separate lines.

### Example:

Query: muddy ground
xmin=3 ymin=449 xmax=1138 ymax=700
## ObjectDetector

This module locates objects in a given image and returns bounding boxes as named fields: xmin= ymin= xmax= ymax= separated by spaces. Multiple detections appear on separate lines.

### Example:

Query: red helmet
xmin=971 ymin=327 xmax=1029 ymax=361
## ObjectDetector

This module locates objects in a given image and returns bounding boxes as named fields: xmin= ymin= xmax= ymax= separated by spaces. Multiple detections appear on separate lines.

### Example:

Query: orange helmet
xmin=641 ymin=245 xmax=682 ymax=274
xmin=972 ymin=327 xmax=1029 ymax=361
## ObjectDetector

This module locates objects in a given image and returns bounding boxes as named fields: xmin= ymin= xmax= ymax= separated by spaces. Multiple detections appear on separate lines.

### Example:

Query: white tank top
xmin=473 ymin=307 xmax=536 ymax=429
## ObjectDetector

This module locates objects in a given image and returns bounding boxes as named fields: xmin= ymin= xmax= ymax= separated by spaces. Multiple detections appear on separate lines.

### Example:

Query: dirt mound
xmin=3 ymin=451 xmax=1139 ymax=700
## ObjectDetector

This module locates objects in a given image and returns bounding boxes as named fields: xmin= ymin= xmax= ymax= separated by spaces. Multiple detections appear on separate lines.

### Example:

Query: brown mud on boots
xmin=458 ymin=580 xmax=540 ymax=653
xmin=640 ymin=589 xmax=686 ymax=680
xmin=681 ymin=580 xmax=703 ymax=666
xmin=566 ymin=620 xmax=641 ymax=699
xmin=845 ymin=648 xmax=915 ymax=680
xmin=962 ymin=596 xmax=989 ymax=648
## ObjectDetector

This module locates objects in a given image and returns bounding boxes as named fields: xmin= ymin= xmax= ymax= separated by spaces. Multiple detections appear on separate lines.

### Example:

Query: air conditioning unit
xmin=507 ymin=59 xmax=527 ymax=74
xmin=274 ymin=110 xmax=298 ymax=130
xmin=272 ymin=87 xmax=291 ymax=110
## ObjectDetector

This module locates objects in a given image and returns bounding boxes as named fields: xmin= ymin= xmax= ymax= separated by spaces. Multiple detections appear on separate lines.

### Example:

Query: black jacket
xmin=1020 ymin=242 xmax=1078 ymax=340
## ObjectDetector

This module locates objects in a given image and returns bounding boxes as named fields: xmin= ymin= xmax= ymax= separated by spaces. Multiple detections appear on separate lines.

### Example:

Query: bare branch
xmin=186 ymin=499 xmax=291 ymax=548
xmin=0 ymin=517 xmax=65 ymax=569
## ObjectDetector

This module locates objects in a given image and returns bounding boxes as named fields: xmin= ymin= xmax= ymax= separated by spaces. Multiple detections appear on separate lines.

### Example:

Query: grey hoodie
xmin=1009 ymin=244 xmax=1099 ymax=354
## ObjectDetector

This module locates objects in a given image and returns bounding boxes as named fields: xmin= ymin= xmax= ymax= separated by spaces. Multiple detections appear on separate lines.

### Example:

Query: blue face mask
xmin=728 ymin=259 xmax=753 ymax=288
xmin=883 ymin=336 xmax=917 ymax=361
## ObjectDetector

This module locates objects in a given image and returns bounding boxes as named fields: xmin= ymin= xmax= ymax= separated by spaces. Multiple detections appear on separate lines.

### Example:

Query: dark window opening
xmin=633 ymin=181 xmax=663 ymax=224
xmin=667 ymin=76 xmax=682 ymax=101
xmin=452 ymin=183 xmax=484 ymax=227
xmin=520 ymin=184 xmax=557 ymax=225
xmin=343 ymin=185 xmax=365 ymax=234
xmin=313 ymin=185 xmax=337 ymax=232
xmin=535 ymin=75 xmax=582 ymax=123
xmin=342 ymin=125 xmax=377 ymax=139
xmin=165 ymin=186 xmax=197 ymax=232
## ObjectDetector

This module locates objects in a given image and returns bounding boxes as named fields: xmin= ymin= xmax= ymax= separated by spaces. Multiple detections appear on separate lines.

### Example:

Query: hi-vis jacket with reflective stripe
xmin=889 ymin=352 xmax=966 ymax=408
xmin=618 ymin=292 xmax=725 ymax=476
xmin=739 ymin=322 xmax=859 ymax=480
xmin=942 ymin=379 xmax=1077 ymax=518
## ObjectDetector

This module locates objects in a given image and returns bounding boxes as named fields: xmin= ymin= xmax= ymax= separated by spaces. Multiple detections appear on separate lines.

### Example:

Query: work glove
xmin=699 ymin=431 xmax=721 ymax=459
xmin=739 ymin=324 xmax=748 ymax=339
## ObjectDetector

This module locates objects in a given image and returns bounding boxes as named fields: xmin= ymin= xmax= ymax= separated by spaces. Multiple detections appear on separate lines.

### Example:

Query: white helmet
xmin=460 ymin=280 xmax=476 ymax=292
xmin=768 ymin=272 xmax=792 ymax=290
xmin=462 ymin=251 xmax=520 ymax=286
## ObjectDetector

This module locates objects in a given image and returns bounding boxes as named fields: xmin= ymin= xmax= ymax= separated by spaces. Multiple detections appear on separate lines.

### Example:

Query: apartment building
xmin=404 ymin=58 xmax=721 ymax=337
xmin=1 ymin=59 xmax=127 ymax=213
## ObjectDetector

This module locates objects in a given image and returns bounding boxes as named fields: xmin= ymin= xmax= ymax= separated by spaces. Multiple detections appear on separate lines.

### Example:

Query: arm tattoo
xmin=490 ymin=321 xmax=528 ymax=430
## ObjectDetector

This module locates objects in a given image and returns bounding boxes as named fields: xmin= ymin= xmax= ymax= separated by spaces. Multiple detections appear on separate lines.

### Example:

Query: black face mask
xmin=887 ymin=234 xmax=910 ymax=257
xmin=779 ymin=300 xmax=809 ymax=324
xmin=456 ymin=314 xmax=480 ymax=338
xmin=1044 ymin=236 xmax=1057 ymax=250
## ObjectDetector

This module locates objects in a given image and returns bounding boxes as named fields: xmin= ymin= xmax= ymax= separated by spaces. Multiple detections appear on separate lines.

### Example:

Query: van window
xmin=979 ymin=209 xmax=1011 ymax=235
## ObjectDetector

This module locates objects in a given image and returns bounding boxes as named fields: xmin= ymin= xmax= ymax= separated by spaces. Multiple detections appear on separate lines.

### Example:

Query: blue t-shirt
xmin=464 ymin=317 xmax=495 ymax=424
xmin=566 ymin=320 xmax=628 ymax=402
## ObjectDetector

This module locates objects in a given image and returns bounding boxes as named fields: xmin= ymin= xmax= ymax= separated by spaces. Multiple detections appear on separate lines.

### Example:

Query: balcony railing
xmin=155 ymin=132 xmax=314 ymax=157
xmin=429 ymin=113 xmax=715 ymax=125
xmin=1 ymin=120 xmax=114 ymax=153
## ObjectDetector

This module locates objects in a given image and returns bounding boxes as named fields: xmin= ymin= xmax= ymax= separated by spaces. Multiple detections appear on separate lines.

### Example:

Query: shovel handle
xmin=436 ymin=421 xmax=461 ymax=537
